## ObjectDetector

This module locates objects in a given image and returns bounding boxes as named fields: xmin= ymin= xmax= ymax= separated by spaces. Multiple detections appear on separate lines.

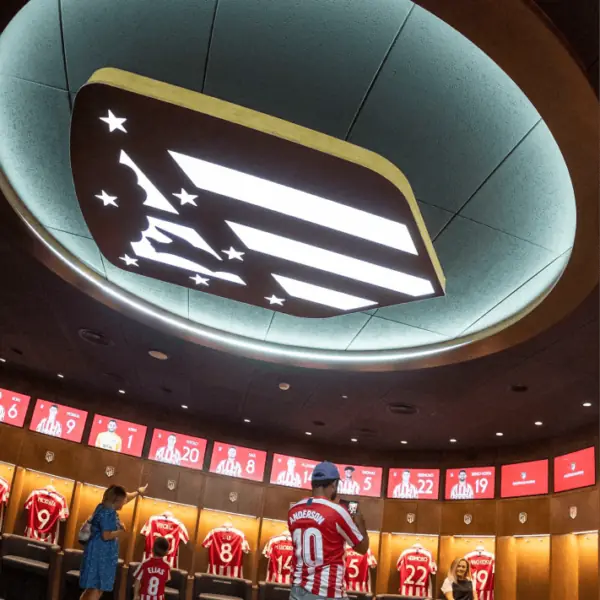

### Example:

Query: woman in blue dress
xmin=79 ymin=483 xmax=147 ymax=600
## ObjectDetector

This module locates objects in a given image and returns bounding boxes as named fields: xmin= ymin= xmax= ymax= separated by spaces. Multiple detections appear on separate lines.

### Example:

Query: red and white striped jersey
xmin=338 ymin=479 xmax=360 ymax=496
xmin=134 ymin=556 xmax=171 ymax=600
xmin=397 ymin=546 xmax=437 ymax=598
xmin=35 ymin=418 xmax=62 ymax=437
xmin=263 ymin=532 xmax=294 ymax=584
xmin=154 ymin=445 xmax=182 ymax=466
xmin=24 ymin=488 xmax=69 ymax=544
xmin=450 ymin=482 xmax=474 ymax=500
xmin=392 ymin=482 xmax=419 ymax=499
xmin=216 ymin=459 xmax=242 ymax=478
xmin=203 ymin=526 xmax=250 ymax=578
xmin=276 ymin=469 xmax=302 ymax=488
xmin=464 ymin=550 xmax=495 ymax=600
xmin=0 ymin=476 xmax=10 ymax=504
xmin=141 ymin=514 xmax=190 ymax=568
xmin=344 ymin=547 xmax=377 ymax=593
xmin=288 ymin=496 xmax=363 ymax=599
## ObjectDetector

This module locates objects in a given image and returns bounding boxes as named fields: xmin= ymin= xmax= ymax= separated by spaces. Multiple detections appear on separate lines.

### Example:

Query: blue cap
xmin=312 ymin=461 xmax=340 ymax=482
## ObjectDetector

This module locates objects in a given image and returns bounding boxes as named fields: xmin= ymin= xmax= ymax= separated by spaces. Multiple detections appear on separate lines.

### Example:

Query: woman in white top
xmin=441 ymin=557 xmax=478 ymax=600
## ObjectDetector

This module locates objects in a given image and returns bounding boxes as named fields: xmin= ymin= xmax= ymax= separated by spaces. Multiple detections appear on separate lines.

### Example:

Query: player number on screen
xmin=7 ymin=404 xmax=18 ymax=420
xmin=246 ymin=459 xmax=255 ymax=474
xmin=66 ymin=419 xmax=76 ymax=435
xmin=220 ymin=543 xmax=233 ymax=563
xmin=404 ymin=565 xmax=427 ymax=586
xmin=148 ymin=576 xmax=160 ymax=595
xmin=276 ymin=554 xmax=292 ymax=574
xmin=127 ymin=435 xmax=133 ymax=450
xmin=475 ymin=569 xmax=489 ymax=587
xmin=418 ymin=479 xmax=434 ymax=494
xmin=363 ymin=477 xmax=372 ymax=491
xmin=475 ymin=478 xmax=488 ymax=494
xmin=37 ymin=509 xmax=51 ymax=530
xmin=348 ymin=558 xmax=360 ymax=578
xmin=293 ymin=527 xmax=324 ymax=568
xmin=182 ymin=446 xmax=200 ymax=463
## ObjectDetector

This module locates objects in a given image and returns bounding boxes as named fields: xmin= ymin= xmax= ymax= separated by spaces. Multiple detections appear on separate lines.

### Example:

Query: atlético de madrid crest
xmin=406 ymin=513 xmax=416 ymax=524
xmin=105 ymin=465 xmax=115 ymax=478
xmin=569 ymin=506 xmax=577 ymax=520
xmin=463 ymin=513 xmax=472 ymax=525
xmin=229 ymin=491 xmax=238 ymax=503
xmin=519 ymin=512 xmax=528 ymax=524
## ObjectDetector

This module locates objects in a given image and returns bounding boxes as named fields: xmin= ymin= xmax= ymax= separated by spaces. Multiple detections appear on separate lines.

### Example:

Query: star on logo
xmin=190 ymin=274 xmax=209 ymax=286
xmin=94 ymin=190 xmax=118 ymax=207
xmin=265 ymin=295 xmax=285 ymax=306
xmin=119 ymin=254 xmax=138 ymax=267
xmin=99 ymin=110 xmax=127 ymax=133
xmin=173 ymin=188 xmax=198 ymax=206
xmin=222 ymin=247 xmax=245 ymax=261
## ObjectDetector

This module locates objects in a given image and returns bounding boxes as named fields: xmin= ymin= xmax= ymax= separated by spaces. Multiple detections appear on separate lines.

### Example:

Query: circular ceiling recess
xmin=0 ymin=0 xmax=596 ymax=370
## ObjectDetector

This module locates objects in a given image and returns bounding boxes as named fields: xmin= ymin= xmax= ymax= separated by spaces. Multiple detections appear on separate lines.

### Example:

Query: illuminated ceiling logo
xmin=70 ymin=69 xmax=445 ymax=318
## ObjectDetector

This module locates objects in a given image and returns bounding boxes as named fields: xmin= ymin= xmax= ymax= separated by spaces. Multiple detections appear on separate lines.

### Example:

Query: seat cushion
xmin=66 ymin=569 xmax=80 ymax=580
xmin=165 ymin=586 xmax=179 ymax=599
xmin=2 ymin=555 xmax=49 ymax=575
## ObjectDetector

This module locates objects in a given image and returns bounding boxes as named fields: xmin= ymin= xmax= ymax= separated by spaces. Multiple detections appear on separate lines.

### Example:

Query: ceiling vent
xmin=387 ymin=403 xmax=418 ymax=415
xmin=79 ymin=328 xmax=113 ymax=347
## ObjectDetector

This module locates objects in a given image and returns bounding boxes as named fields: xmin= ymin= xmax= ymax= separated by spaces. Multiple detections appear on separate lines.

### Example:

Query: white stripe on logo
xmin=169 ymin=150 xmax=417 ymax=254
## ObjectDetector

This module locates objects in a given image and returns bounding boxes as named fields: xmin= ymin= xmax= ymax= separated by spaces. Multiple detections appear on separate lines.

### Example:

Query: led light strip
xmin=228 ymin=222 xmax=434 ymax=297
xmin=169 ymin=150 xmax=418 ymax=255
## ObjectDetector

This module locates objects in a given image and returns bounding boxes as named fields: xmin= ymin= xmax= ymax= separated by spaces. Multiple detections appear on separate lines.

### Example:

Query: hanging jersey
xmin=95 ymin=431 xmax=122 ymax=452
xmin=134 ymin=556 xmax=171 ymax=600
xmin=203 ymin=526 xmax=250 ymax=577
xmin=216 ymin=459 xmax=242 ymax=478
xmin=464 ymin=550 xmax=495 ymax=600
xmin=154 ymin=446 xmax=182 ymax=466
xmin=36 ymin=418 xmax=62 ymax=437
xmin=276 ymin=470 xmax=302 ymax=488
xmin=264 ymin=533 xmax=294 ymax=584
xmin=397 ymin=546 xmax=437 ymax=598
xmin=141 ymin=514 xmax=190 ymax=568
xmin=450 ymin=482 xmax=475 ymax=500
xmin=338 ymin=479 xmax=360 ymax=496
xmin=392 ymin=482 xmax=419 ymax=499
xmin=0 ymin=476 xmax=10 ymax=504
xmin=344 ymin=547 xmax=377 ymax=593
xmin=288 ymin=497 xmax=363 ymax=599
xmin=24 ymin=488 xmax=69 ymax=544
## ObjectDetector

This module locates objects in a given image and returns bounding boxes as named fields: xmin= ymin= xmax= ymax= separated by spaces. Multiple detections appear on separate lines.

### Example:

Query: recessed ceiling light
xmin=148 ymin=350 xmax=169 ymax=360
xmin=279 ymin=382 xmax=290 ymax=391
xmin=305 ymin=431 xmax=312 ymax=436
xmin=118 ymin=389 xmax=126 ymax=395
xmin=350 ymin=438 xmax=358 ymax=442
xmin=244 ymin=419 xmax=251 ymax=423
xmin=181 ymin=404 xmax=188 ymax=409
xmin=341 ymin=395 xmax=348 ymax=399
xmin=583 ymin=402 xmax=592 ymax=407
xmin=449 ymin=438 xmax=457 ymax=443
xmin=400 ymin=440 xmax=408 ymax=445
xmin=0 ymin=358 xmax=5 ymax=363
xmin=57 ymin=373 xmax=64 ymax=379
xmin=496 ymin=432 xmax=504 ymax=437
xmin=534 ymin=421 xmax=543 ymax=426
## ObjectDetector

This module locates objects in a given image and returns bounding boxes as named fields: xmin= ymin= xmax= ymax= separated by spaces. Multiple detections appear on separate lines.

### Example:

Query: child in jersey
xmin=133 ymin=536 xmax=171 ymax=600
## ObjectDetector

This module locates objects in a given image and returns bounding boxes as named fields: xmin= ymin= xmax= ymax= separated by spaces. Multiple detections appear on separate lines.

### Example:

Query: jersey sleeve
xmin=24 ymin=491 xmax=35 ymax=510
xmin=115 ymin=436 xmax=122 ymax=452
xmin=262 ymin=539 xmax=273 ymax=558
xmin=334 ymin=508 xmax=363 ymax=547
xmin=430 ymin=557 xmax=438 ymax=575
xmin=133 ymin=562 xmax=144 ymax=581
xmin=396 ymin=554 xmax=404 ymax=570
xmin=202 ymin=530 xmax=214 ymax=548
xmin=59 ymin=496 xmax=70 ymax=520
xmin=367 ymin=550 xmax=377 ymax=567
xmin=179 ymin=522 xmax=190 ymax=543
xmin=141 ymin=518 xmax=152 ymax=536
xmin=242 ymin=534 xmax=250 ymax=553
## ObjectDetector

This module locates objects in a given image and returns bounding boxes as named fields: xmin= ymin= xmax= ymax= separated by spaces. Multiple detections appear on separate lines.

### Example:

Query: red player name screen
xmin=554 ymin=447 xmax=596 ymax=493
xmin=501 ymin=459 xmax=548 ymax=498
xmin=88 ymin=414 xmax=147 ymax=457
xmin=445 ymin=467 xmax=496 ymax=500
xmin=387 ymin=468 xmax=440 ymax=500
xmin=148 ymin=429 xmax=207 ymax=471
xmin=0 ymin=387 xmax=31 ymax=428
xmin=30 ymin=399 xmax=88 ymax=442
xmin=210 ymin=442 xmax=266 ymax=482
xmin=270 ymin=454 xmax=318 ymax=490
xmin=336 ymin=463 xmax=383 ymax=497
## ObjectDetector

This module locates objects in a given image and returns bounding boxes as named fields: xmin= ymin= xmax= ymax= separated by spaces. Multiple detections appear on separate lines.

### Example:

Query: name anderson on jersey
xmin=289 ymin=509 xmax=325 ymax=525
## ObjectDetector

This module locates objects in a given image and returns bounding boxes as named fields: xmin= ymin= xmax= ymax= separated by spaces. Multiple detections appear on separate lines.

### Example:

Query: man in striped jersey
xmin=392 ymin=470 xmax=419 ymax=499
xmin=35 ymin=405 xmax=62 ymax=438
xmin=450 ymin=470 xmax=475 ymax=500
xmin=288 ymin=462 xmax=369 ymax=600
xmin=154 ymin=434 xmax=182 ymax=465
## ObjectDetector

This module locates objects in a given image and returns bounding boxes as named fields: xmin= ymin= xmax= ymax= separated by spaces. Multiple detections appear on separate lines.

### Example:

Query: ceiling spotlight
xmin=449 ymin=438 xmax=457 ymax=443
xmin=244 ymin=419 xmax=251 ymax=423
xmin=583 ymin=402 xmax=592 ymax=407
xmin=341 ymin=395 xmax=348 ymax=399
xmin=0 ymin=358 xmax=5 ymax=363
xmin=400 ymin=440 xmax=408 ymax=445
xmin=534 ymin=421 xmax=543 ymax=426
xmin=148 ymin=350 xmax=169 ymax=361
xmin=350 ymin=438 xmax=358 ymax=442
xmin=279 ymin=382 xmax=290 ymax=391
xmin=118 ymin=389 xmax=126 ymax=395
xmin=181 ymin=404 xmax=188 ymax=409
xmin=496 ymin=432 xmax=504 ymax=437
xmin=305 ymin=431 xmax=312 ymax=436
xmin=57 ymin=373 xmax=65 ymax=379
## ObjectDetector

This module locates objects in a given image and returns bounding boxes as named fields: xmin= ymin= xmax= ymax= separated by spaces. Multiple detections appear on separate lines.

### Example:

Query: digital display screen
xmin=29 ymin=399 xmax=88 ymax=442
xmin=501 ymin=459 xmax=548 ymax=498
xmin=270 ymin=453 xmax=318 ymax=489
xmin=336 ymin=463 xmax=383 ymax=497
xmin=387 ymin=468 xmax=440 ymax=500
xmin=209 ymin=442 xmax=267 ymax=482
xmin=445 ymin=467 xmax=496 ymax=500
xmin=0 ymin=387 xmax=31 ymax=428
xmin=88 ymin=414 xmax=147 ymax=457
xmin=554 ymin=447 xmax=596 ymax=493
xmin=148 ymin=429 xmax=207 ymax=470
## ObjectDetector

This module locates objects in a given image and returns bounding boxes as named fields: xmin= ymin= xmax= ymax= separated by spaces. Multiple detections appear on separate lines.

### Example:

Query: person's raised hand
xmin=138 ymin=483 xmax=148 ymax=495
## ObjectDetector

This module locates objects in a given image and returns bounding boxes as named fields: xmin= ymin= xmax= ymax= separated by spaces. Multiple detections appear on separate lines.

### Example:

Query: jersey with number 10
xmin=464 ymin=550 xmax=495 ymax=600
xmin=203 ymin=526 xmax=250 ymax=578
xmin=133 ymin=556 xmax=171 ymax=600
xmin=263 ymin=533 xmax=294 ymax=583
xmin=24 ymin=488 xmax=69 ymax=544
xmin=288 ymin=497 xmax=363 ymax=599
xmin=397 ymin=546 xmax=437 ymax=597
xmin=344 ymin=547 xmax=377 ymax=593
